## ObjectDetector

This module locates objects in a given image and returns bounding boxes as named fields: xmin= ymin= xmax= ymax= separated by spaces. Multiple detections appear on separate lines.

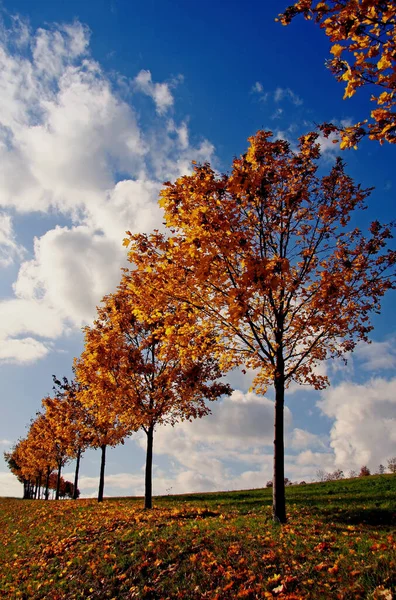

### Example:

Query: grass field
xmin=1 ymin=475 xmax=395 ymax=599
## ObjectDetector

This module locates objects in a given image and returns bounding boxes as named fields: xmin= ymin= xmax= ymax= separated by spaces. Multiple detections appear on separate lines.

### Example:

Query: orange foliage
xmin=278 ymin=1 xmax=396 ymax=146
xmin=124 ymin=130 xmax=395 ymax=520
xmin=74 ymin=270 xmax=231 ymax=506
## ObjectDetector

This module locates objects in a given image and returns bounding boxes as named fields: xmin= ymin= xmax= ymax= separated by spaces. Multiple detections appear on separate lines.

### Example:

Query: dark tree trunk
xmin=73 ymin=447 xmax=82 ymax=500
xmin=37 ymin=479 xmax=41 ymax=500
xmin=33 ymin=478 xmax=38 ymax=499
xmin=45 ymin=467 xmax=51 ymax=500
xmin=98 ymin=444 xmax=107 ymax=503
xmin=273 ymin=352 xmax=286 ymax=523
xmin=144 ymin=425 xmax=154 ymax=509
xmin=23 ymin=480 xmax=29 ymax=499
xmin=55 ymin=461 xmax=62 ymax=500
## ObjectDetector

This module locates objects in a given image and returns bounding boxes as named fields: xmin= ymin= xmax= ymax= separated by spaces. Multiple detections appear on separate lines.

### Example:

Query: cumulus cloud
xmin=0 ymin=15 xmax=213 ymax=364
xmin=0 ymin=472 xmax=23 ymax=497
xmin=318 ymin=377 xmax=396 ymax=471
xmin=13 ymin=226 xmax=128 ymax=327
xmin=0 ymin=337 xmax=49 ymax=363
xmin=290 ymin=428 xmax=328 ymax=451
xmin=355 ymin=337 xmax=396 ymax=372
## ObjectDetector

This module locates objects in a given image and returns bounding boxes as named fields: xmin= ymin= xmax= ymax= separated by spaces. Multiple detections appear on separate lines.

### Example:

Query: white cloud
xmin=250 ymin=81 xmax=269 ymax=102
xmin=271 ymin=107 xmax=283 ymax=120
xmin=318 ymin=377 xmax=396 ymax=471
xmin=251 ymin=81 xmax=263 ymax=94
xmin=133 ymin=69 xmax=174 ymax=115
xmin=316 ymin=118 xmax=353 ymax=157
xmin=274 ymin=87 xmax=303 ymax=106
xmin=355 ymin=338 xmax=396 ymax=372
xmin=0 ymin=472 xmax=23 ymax=497
xmin=0 ymin=213 xmax=25 ymax=267
xmin=0 ymin=16 xmax=213 ymax=364
xmin=154 ymin=390 xmax=292 ymax=453
xmin=13 ymin=226 xmax=128 ymax=327
xmin=290 ymin=428 xmax=328 ymax=450
xmin=32 ymin=21 xmax=90 ymax=80
xmin=0 ymin=336 xmax=49 ymax=363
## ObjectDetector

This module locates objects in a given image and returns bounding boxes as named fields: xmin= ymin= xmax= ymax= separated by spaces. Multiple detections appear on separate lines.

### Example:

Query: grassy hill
xmin=1 ymin=475 xmax=395 ymax=599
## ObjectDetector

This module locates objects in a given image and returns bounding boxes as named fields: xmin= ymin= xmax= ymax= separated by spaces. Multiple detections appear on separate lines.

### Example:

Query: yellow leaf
xmin=330 ymin=43 xmax=343 ymax=57
xmin=377 ymin=55 xmax=392 ymax=70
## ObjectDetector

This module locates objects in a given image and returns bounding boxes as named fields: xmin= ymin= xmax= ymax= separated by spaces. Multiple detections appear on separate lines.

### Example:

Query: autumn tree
xmin=4 ymin=442 xmax=35 ymax=499
xmin=359 ymin=465 xmax=371 ymax=477
xmin=5 ymin=414 xmax=59 ymax=500
xmin=74 ymin=337 xmax=132 ymax=503
xmin=125 ymin=130 xmax=395 ymax=522
xmin=75 ymin=274 xmax=231 ymax=508
xmin=26 ymin=413 xmax=59 ymax=500
xmin=278 ymin=1 xmax=396 ymax=147
xmin=41 ymin=396 xmax=83 ymax=500
xmin=52 ymin=374 xmax=93 ymax=499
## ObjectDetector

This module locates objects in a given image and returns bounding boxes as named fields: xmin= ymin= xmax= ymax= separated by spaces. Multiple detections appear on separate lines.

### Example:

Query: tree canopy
xmin=125 ymin=130 xmax=395 ymax=520
xmin=278 ymin=0 xmax=396 ymax=147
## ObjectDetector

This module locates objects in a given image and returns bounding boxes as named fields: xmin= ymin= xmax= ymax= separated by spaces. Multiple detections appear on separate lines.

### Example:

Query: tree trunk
xmin=45 ymin=467 xmax=51 ymax=500
xmin=55 ymin=461 xmax=62 ymax=500
xmin=273 ymin=362 xmax=286 ymax=523
xmin=98 ymin=444 xmax=107 ymax=503
xmin=23 ymin=480 xmax=29 ymax=499
xmin=144 ymin=425 xmax=154 ymax=509
xmin=73 ymin=447 xmax=82 ymax=500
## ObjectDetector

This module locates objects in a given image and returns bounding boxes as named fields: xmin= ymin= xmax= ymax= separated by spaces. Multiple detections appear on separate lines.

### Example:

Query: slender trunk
xmin=73 ymin=447 xmax=82 ymax=500
xmin=144 ymin=425 xmax=154 ymax=509
xmin=37 ymin=480 xmax=41 ymax=500
xmin=98 ymin=445 xmax=107 ymax=503
xmin=33 ymin=478 xmax=38 ymax=499
xmin=45 ymin=467 xmax=51 ymax=500
xmin=273 ymin=349 xmax=286 ymax=523
xmin=23 ymin=480 xmax=29 ymax=499
xmin=55 ymin=461 xmax=62 ymax=500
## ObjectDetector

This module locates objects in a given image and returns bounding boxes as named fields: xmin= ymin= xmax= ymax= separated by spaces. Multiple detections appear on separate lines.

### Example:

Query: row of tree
xmin=5 ymin=124 xmax=395 ymax=521
xmin=5 ymin=0 xmax=396 ymax=523
xmin=5 ymin=278 xmax=232 ymax=508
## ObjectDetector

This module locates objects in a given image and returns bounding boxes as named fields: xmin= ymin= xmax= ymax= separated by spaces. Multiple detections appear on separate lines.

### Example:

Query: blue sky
xmin=0 ymin=0 xmax=395 ymax=499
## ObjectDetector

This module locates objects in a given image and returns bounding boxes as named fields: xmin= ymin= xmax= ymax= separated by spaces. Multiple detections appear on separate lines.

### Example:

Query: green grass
xmin=1 ymin=475 xmax=395 ymax=599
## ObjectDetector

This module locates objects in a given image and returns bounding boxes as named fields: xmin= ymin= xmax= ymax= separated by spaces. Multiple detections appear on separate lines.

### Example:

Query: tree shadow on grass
xmin=322 ymin=507 xmax=396 ymax=529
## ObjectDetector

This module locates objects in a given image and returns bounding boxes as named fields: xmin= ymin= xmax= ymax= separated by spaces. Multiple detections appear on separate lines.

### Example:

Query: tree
xmin=326 ymin=469 xmax=344 ymax=481
xmin=377 ymin=464 xmax=385 ymax=475
xmin=75 ymin=273 xmax=231 ymax=508
xmin=359 ymin=465 xmax=371 ymax=477
xmin=387 ymin=456 xmax=396 ymax=474
xmin=316 ymin=469 xmax=328 ymax=482
xmin=4 ymin=442 xmax=35 ymax=499
xmin=52 ymin=374 xmax=93 ymax=499
xmin=41 ymin=397 xmax=82 ymax=500
xmin=278 ymin=1 xmax=396 ymax=147
xmin=74 ymin=333 xmax=132 ymax=503
xmin=125 ymin=130 xmax=395 ymax=522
